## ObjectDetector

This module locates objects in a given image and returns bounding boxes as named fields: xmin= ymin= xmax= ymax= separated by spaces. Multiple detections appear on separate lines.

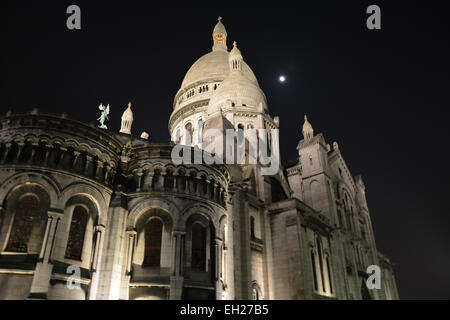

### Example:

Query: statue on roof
xmin=97 ymin=103 xmax=110 ymax=129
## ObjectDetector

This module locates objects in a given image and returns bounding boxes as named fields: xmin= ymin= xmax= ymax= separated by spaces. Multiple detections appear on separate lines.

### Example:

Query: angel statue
xmin=97 ymin=104 xmax=110 ymax=129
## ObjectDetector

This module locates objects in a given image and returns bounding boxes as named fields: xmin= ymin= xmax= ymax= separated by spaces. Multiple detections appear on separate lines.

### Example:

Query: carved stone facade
xmin=0 ymin=17 xmax=398 ymax=300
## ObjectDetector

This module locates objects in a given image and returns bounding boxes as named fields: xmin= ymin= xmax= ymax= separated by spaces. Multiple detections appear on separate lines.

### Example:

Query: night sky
xmin=2 ymin=1 xmax=449 ymax=299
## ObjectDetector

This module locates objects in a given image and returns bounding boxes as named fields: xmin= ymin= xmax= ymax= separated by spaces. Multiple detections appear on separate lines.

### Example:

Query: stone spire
xmin=229 ymin=41 xmax=243 ymax=72
xmin=212 ymin=16 xmax=228 ymax=52
xmin=120 ymin=102 xmax=134 ymax=135
xmin=302 ymin=115 xmax=314 ymax=140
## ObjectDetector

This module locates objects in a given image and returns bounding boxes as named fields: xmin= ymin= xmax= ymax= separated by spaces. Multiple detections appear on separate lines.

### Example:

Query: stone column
xmin=104 ymin=164 xmax=112 ymax=185
xmin=28 ymin=210 xmax=62 ymax=299
xmin=57 ymin=147 xmax=67 ymax=168
xmin=125 ymin=230 xmax=137 ymax=275
xmin=172 ymin=172 xmax=178 ymax=192
xmin=134 ymin=170 xmax=143 ymax=192
xmin=71 ymin=151 xmax=80 ymax=169
xmin=213 ymin=182 xmax=219 ymax=202
xmin=43 ymin=144 xmax=53 ymax=166
xmin=143 ymin=171 xmax=154 ymax=192
xmin=195 ymin=177 xmax=202 ymax=196
xmin=206 ymin=180 xmax=212 ymax=199
xmin=89 ymin=224 xmax=106 ymax=300
xmin=14 ymin=142 xmax=25 ymax=163
xmin=84 ymin=155 xmax=93 ymax=176
xmin=170 ymin=231 xmax=185 ymax=300
xmin=91 ymin=225 xmax=106 ymax=272
xmin=28 ymin=143 xmax=39 ymax=164
xmin=1 ymin=143 xmax=11 ymax=163
xmin=156 ymin=171 xmax=165 ymax=191
xmin=184 ymin=173 xmax=191 ymax=193
xmin=95 ymin=160 xmax=104 ymax=181
xmin=38 ymin=216 xmax=53 ymax=262
xmin=214 ymin=238 xmax=223 ymax=300
xmin=95 ymin=192 xmax=128 ymax=300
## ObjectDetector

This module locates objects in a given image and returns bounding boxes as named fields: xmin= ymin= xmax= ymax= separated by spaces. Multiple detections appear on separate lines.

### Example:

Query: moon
xmin=279 ymin=75 xmax=286 ymax=83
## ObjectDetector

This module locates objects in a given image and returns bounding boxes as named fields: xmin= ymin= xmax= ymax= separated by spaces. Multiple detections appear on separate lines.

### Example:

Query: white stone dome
xmin=180 ymin=50 xmax=258 ymax=91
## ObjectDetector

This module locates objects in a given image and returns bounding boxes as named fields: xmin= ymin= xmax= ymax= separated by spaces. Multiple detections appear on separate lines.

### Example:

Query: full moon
xmin=279 ymin=75 xmax=286 ymax=83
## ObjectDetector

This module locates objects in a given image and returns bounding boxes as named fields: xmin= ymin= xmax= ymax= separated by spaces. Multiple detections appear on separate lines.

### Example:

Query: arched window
xmin=65 ymin=206 xmax=89 ymax=260
xmin=6 ymin=194 xmax=40 ymax=253
xmin=191 ymin=223 xmax=207 ymax=271
xmin=143 ymin=218 xmax=163 ymax=267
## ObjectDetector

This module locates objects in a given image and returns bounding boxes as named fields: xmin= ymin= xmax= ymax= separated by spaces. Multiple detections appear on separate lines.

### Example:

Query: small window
xmin=250 ymin=216 xmax=255 ymax=238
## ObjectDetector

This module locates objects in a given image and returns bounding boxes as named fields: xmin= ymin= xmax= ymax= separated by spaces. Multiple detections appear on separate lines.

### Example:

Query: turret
xmin=120 ymin=102 xmax=133 ymax=135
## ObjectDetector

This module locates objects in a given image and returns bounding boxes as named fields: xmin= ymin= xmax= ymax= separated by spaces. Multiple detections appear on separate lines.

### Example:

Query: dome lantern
xmin=212 ymin=16 xmax=228 ymax=52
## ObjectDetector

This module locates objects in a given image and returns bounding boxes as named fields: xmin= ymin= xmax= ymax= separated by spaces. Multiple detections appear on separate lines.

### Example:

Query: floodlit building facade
xmin=0 ymin=18 xmax=398 ymax=300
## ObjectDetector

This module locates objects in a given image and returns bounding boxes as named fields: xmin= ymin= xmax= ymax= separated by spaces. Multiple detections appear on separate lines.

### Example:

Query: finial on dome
xmin=233 ymin=41 xmax=237 ymax=48
xmin=302 ymin=114 xmax=314 ymax=140
xmin=218 ymin=16 xmax=222 ymax=22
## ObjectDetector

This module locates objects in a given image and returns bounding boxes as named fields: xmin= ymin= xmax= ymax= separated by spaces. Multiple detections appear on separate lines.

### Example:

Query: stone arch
xmin=127 ymin=198 xmax=180 ymax=229
xmin=60 ymin=182 xmax=108 ymax=226
xmin=0 ymin=171 xmax=61 ymax=207
xmin=179 ymin=202 xmax=221 ymax=231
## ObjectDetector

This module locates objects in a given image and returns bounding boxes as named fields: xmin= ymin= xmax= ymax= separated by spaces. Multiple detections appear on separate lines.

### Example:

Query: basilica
xmin=0 ymin=18 xmax=398 ymax=300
